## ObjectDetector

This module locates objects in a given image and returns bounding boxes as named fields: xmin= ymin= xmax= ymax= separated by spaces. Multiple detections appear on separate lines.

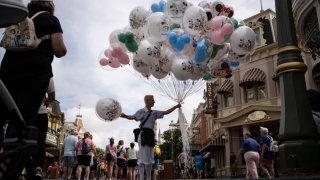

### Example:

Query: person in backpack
xmin=0 ymin=0 xmax=67 ymax=163
xmin=105 ymin=137 xmax=117 ymax=180
xmin=115 ymin=140 xmax=126 ymax=180
xmin=120 ymin=95 xmax=181 ymax=180
xmin=259 ymin=126 xmax=275 ymax=178
xmin=76 ymin=132 xmax=94 ymax=180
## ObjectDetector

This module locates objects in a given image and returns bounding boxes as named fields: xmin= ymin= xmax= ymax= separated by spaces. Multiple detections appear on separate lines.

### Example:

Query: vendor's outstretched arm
xmin=120 ymin=113 xmax=136 ymax=120
xmin=162 ymin=104 xmax=181 ymax=115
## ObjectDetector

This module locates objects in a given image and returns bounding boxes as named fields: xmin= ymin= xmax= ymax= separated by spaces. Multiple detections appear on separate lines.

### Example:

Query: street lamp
xmin=169 ymin=120 xmax=176 ymax=161
xmin=275 ymin=0 xmax=320 ymax=175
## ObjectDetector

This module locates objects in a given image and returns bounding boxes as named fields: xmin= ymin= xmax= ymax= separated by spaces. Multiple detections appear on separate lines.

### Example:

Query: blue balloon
xmin=168 ymin=32 xmax=177 ymax=43
xmin=159 ymin=0 xmax=166 ymax=12
xmin=180 ymin=34 xmax=190 ymax=44
xmin=230 ymin=61 xmax=240 ymax=67
xmin=195 ymin=39 xmax=207 ymax=63
xmin=151 ymin=3 xmax=160 ymax=13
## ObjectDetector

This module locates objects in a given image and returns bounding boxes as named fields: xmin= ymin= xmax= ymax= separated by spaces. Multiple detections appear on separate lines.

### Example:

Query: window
xmin=245 ymin=83 xmax=267 ymax=102
xmin=224 ymin=93 xmax=234 ymax=107
xmin=254 ymin=28 xmax=261 ymax=47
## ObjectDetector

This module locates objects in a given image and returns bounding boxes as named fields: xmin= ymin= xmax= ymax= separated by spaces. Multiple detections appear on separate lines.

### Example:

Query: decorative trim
xmin=278 ymin=45 xmax=301 ymax=54
xmin=276 ymin=62 xmax=308 ymax=75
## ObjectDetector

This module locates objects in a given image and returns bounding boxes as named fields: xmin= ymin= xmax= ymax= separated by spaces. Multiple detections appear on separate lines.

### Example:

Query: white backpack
xmin=267 ymin=135 xmax=279 ymax=152
xmin=0 ymin=11 xmax=50 ymax=51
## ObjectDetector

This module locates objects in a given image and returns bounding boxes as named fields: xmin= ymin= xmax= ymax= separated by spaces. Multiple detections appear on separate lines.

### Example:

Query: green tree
xmin=96 ymin=147 xmax=105 ymax=157
xmin=159 ymin=128 xmax=183 ymax=163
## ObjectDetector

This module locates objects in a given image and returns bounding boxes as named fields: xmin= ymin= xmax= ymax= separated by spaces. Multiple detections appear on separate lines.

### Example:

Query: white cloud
xmin=1 ymin=0 xmax=275 ymax=149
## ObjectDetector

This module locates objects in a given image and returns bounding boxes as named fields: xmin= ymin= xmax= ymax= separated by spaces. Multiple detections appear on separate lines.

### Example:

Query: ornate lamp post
xmin=275 ymin=0 xmax=320 ymax=175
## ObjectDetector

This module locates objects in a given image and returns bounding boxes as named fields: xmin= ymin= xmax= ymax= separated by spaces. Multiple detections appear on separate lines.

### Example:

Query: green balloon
xmin=203 ymin=72 xmax=213 ymax=81
xmin=126 ymin=42 xmax=138 ymax=52
xmin=118 ymin=33 xmax=126 ymax=43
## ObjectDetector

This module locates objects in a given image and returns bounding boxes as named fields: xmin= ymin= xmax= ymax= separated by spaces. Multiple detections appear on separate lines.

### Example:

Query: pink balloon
xmin=108 ymin=58 xmax=121 ymax=68
xmin=209 ymin=16 xmax=234 ymax=45
xmin=104 ymin=48 xmax=112 ymax=58
xmin=99 ymin=58 xmax=109 ymax=66
xmin=118 ymin=53 xmax=130 ymax=65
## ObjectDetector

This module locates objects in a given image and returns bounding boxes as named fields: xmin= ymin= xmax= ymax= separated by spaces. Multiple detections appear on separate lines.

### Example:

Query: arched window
xmin=240 ymin=68 xmax=267 ymax=103
xmin=217 ymin=79 xmax=234 ymax=107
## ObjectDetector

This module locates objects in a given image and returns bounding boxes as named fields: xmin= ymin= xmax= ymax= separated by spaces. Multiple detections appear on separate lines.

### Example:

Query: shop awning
xmin=217 ymin=79 xmax=233 ymax=94
xmin=240 ymin=68 xmax=266 ymax=86
xmin=312 ymin=63 xmax=320 ymax=79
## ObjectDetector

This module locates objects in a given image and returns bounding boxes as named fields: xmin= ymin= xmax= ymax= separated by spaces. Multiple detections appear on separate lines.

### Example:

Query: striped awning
xmin=312 ymin=63 xmax=320 ymax=79
xmin=217 ymin=79 xmax=233 ymax=94
xmin=240 ymin=68 xmax=266 ymax=86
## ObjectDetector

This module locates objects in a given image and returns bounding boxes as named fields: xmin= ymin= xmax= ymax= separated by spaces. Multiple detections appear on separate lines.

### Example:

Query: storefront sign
xmin=245 ymin=111 xmax=270 ymax=122
xmin=205 ymin=83 xmax=215 ymax=114
xmin=46 ymin=132 xmax=57 ymax=146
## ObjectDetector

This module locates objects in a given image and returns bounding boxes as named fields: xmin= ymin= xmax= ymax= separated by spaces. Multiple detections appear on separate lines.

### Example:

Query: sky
xmin=0 ymin=0 xmax=275 ymax=149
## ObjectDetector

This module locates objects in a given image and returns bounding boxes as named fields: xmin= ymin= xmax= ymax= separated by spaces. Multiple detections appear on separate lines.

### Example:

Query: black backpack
xmin=81 ymin=138 xmax=90 ymax=154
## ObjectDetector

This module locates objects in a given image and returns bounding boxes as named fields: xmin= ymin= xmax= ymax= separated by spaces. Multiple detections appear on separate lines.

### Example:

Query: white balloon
xmin=159 ymin=47 xmax=174 ymax=72
xmin=129 ymin=6 xmax=151 ymax=29
xmin=171 ymin=56 xmax=193 ymax=80
xmin=213 ymin=43 xmax=231 ymax=60
xmin=230 ymin=26 xmax=256 ymax=54
xmin=96 ymin=98 xmax=122 ymax=121
xmin=182 ymin=6 xmax=208 ymax=36
xmin=189 ymin=61 xmax=206 ymax=80
xmin=136 ymin=40 xmax=161 ymax=66
xmin=109 ymin=29 xmax=122 ymax=46
xmin=146 ymin=12 xmax=170 ymax=43
xmin=166 ymin=0 xmax=190 ymax=19
xmin=229 ymin=49 xmax=251 ymax=63
xmin=150 ymin=61 xmax=169 ymax=79
xmin=211 ymin=0 xmax=224 ymax=17
xmin=209 ymin=55 xmax=232 ymax=78
xmin=132 ymin=54 xmax=150 ymax=74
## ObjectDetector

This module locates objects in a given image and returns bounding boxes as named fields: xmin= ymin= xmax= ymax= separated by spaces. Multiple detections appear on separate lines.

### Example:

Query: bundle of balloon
xmin=98 ymin=0 xmax=256 ymax=81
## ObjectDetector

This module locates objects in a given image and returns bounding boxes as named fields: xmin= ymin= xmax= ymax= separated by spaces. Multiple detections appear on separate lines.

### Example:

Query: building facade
xmin=191 ymin=5 xmax=320 ymax=178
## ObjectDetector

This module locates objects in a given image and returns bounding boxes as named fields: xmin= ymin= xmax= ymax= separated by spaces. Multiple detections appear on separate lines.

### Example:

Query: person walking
xmin=115 ymin=140 xmax=126 ymax=180
xmin=61 ymin=129 xmax=78 ymax=180
xmin=76 ymin=132 xmax=94 ymax=180
xmin=259 ymin=127 xmax=275 ymax=178
xmin=230 ymin=151 xmax=237 ymax=178
xmin=120 ymin=95 xmax=181 ymax=180
xmin=127 ymin=142 xmax=138 ymax=180
xmin=105 ymin=137 xmax=117 ymax=180
xmin=0 ymin=1 xmax=67 ymax=178
xmin=237 ymin=132 xmax=260 ymax=179
xmin=34 ymin=78 xmax=55 ymax=178
xmin=194 ymin=152 xmax=202 ymax=179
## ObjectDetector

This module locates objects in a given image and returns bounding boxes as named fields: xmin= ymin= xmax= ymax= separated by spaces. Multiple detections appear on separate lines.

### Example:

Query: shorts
xmin=77 ymin=155 xmax=91 ymax=167
xmin=117 ymin=158 xmax=125 ymax=168
xmin=63 ymin=156 xmax=76 ymax=168
xmin=128 ymin=159 xmax=137 ymax=167
xmin=153 ymin=159 xmax=159 ymax=170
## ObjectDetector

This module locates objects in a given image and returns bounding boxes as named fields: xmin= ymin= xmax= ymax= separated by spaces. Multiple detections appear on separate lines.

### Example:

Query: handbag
xmin=133 ymin=110 xmax=152 ymax=142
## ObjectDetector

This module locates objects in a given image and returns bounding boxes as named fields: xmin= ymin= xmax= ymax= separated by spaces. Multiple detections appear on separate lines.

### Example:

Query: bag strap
xmin=139 ymin=110 xmax=152 ymax=129
xmin=31 ymin=11 xmax=47 ymax=20
xmin=31 ymin=11 xmax=51 ymax=41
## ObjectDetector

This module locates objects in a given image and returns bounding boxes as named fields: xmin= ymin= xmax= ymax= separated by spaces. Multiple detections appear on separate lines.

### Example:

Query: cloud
xmin=1 ymin=0 xmax=275 ymax=149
